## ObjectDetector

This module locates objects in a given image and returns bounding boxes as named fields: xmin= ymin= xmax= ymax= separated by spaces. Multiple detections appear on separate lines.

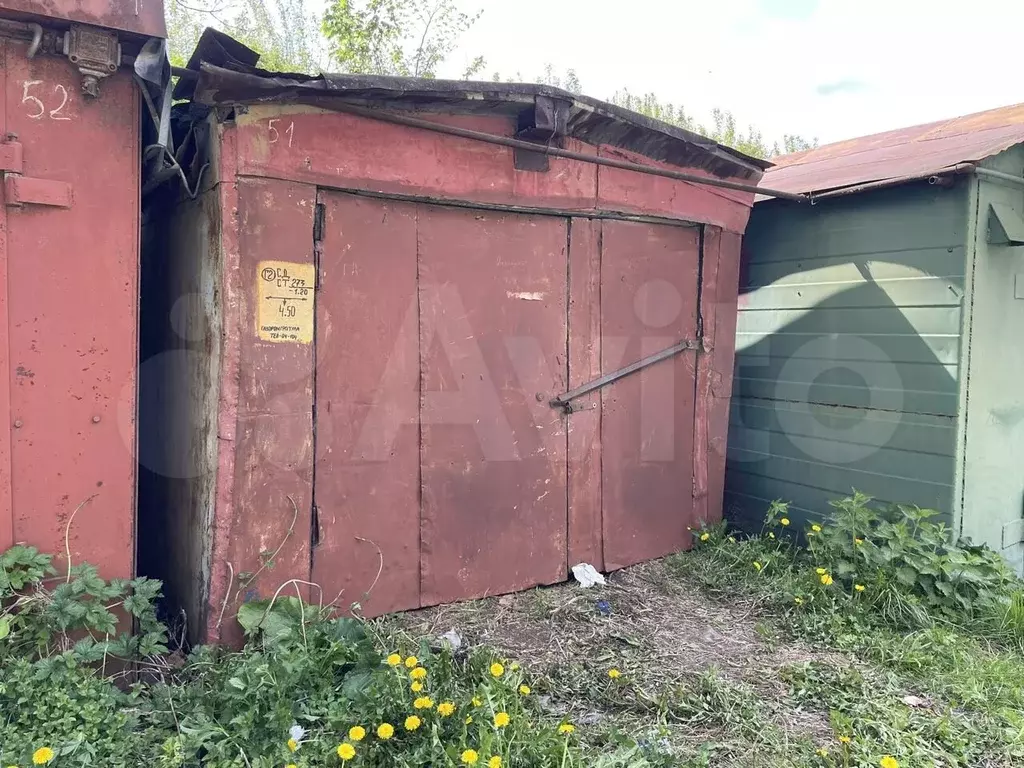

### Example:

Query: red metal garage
xmin=0 ymin=1 xmax=164 ymax=576
xmin=143 ymin=33 xmax=767 ymax=644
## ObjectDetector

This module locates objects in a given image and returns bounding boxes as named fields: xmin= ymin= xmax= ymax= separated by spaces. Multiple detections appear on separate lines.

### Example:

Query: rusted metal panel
xmin=312 ymin=192 xmax=421 ymax=616
xmin=567 ymin=217 xmax=602 ymax=570
xmin=768 ymin=102 xmax=1024 ymax=196
xmin=4 ymin=43 xmax=138 ymax=577
xmin=0 ymin=39 xmax=11 ymax=553
xmin=209 ymin=177 xmax=316 ymax=645
xmin=691 ymin=227 xmax=720 ymax=526
xmin=0 ymin=0 xmax=166 ymax=38
xmin=419 ymin=205 xmax=568 ymax=605
xmin=600 ymin=220 xmax=700 ymax=570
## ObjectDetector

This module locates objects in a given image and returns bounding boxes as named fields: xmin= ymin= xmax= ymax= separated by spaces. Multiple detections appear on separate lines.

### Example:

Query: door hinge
xmin=1 ymin=139 xmax=72 ymax=209
xmin=549 ymin=337 xmax=701 ymax=411
xmin=313 ymin=202 xmax=326 ymax=243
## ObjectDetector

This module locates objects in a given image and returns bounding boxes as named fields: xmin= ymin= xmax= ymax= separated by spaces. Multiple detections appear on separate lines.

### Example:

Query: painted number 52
xmin=268 ymin=118 xmax=295 ymax=147
xmin=22 ymin=80 xmax=71 ymax=120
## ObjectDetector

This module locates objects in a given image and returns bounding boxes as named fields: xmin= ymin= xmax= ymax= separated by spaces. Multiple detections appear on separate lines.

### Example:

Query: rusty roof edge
xmin=754 ymin=162 xmax=977 ymax=204
xmin=182 ymin=31 xmax=768 ymax=182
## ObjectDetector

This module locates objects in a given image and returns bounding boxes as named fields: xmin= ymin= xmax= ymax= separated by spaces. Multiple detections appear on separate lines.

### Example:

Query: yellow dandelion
xmin=287 ymin=738 xmax=299 ymax=752
xmin=510 ymin=663 xmax=520 ymax=671
xmin=404 ymin=715 xmax=421 ymax=731
xmin=490 ymin=662 xmax=505 ymax=678
xmin=558 ymin=723 xmax=575 ymax=735
xmin=816 ymin=747 xmax=828 ymax=757
xmin=820 ymin=573 xmax=833 ymax=586
xmin=699 ymin=533 xmax=710 ymax=542
xmin=880 ymin=757 xmax=899 ymax=768
xmin=472 ymin=696 xmax=482 ymax=707
xmin=411 ymin=681 xmax=424 ymax=692
xmin=795 ymin=596 xmax=804 ymax=605
xmin=405 ymin=655 xmax=419 ymax=668
xmin=768 ymin=532 xmax=775 ymax=539
xmin=780 ymin=517 xmax=790 ymax=526
xmin=348 ymin=726 xmax=366 ymax=742
xmin=377 ymin=722 xmax=395 ymax=740
xmin=811 ymin=524 xmax=822 ymax=532
xmin=465 ymin=715 xmax=474 ymax=724
xmin=489 ymin=757 xmax=502 ymax=768
xmin=728 ymin=536 xmax=736 ymax=543
xmin=286 ymin=765 xmax=298 ymax=768
xmin=608 ymin=668 xmax=621 ymax=679
xmin=855 ymin=584 xmax=866 ymax=592
xmin=438 ymin=701 xmax=456 ymax=717
xmin=838 ymin=735 xmax=851 ymax=744
xmin=815 ymin=567 xmax=827 ymax=575
xmin=855 ymin=538 xmax=864 ymax=545
xmin=386 ymin=653 xmax=402 ymax=666
xmin=410 ymin=666 xmax=427 ymax=680
xmin=32 ymin=748 xmax=54 ymax=766
xmin=414 ymin=696 xmax=434 ymax=710
xmin=519 ymin=685 xmax=531 ymax=695
xmin=461 ymin=749 xmax=479 ymax=765
xmin=494 ymin=712 xmax=510 ymax=728
xmin=337 ymin=743 xmax=356 ymax=761
xmin=753 ymin=561 xmax=763 ymax=572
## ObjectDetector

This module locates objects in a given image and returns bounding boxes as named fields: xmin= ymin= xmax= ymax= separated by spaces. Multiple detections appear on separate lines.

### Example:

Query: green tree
xmin=322 ymin=0 xmax=483 ymax=78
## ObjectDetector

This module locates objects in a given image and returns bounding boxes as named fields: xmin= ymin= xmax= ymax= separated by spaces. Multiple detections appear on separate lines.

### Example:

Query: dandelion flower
xmin=472 ymin=696 xmax=482 ymax=707
xmin=32 ymin=748 xmax=54 ymax=766
xmin=490 ymin=662 xmax=505 ymax=678
xmin=820 ymin=573 xmax=833 ymax=586
xmin=404 ymin=655 xmax=418 ymax=668
xmin=519 ymin=685 xmax=531 ymax=695
xmin=855 ymin=584 xmax=866 ymax=592
xmin=510 ymin=663 xmax=520 ymax=671
xmin=768 ymin=532 xmax=776 ymax=539
xmin=699 ymin=533 xmax=710 ymax=542
xmin=795 ymin=596 xmax=804 ymax=605
xmin=465 ymin=715 xmax=474 ymax=724
xmin=348 ymin=726 xmax=366 ymax=742
xmin=815 ymin=567 xmax=827 ymax=575
xmin=838 ymin=735 xmax=851 ymax=744
xmin=489 ymin=757 xmax=502 ymax=768
xmin=287 ymin=738 xmax=299 ymax=753
xmin=494 ymin=712 xmax=510 ymax=728
xmin=377 ymin=723 xmax=395 ymax=740
xmin=461 ymin=749 xmax=479 ymax=765
xmin=880 ymin=757 xmax=899 ymax=768
xmin=728 ymin=536 xmax=736 ymax=543
xmin=336 ymin=743 xmax=356 ymax=761
xmin=558 ymin=723 xmax=575 ymax=735
xmin=386 ymin=653 xmax=402 ymax=666
xmin=286 ymin=765 xmax=298 ymax=768
xmin=855 ymin=538 xmax=864 ymax=545
xmin=414 ymin=696 xmax=434 ymax=710
xmin=608 ymin=668 xmax=621 ymax=679
xmin=753 ymin=561 xmax=763 ymax=572
xmin=780 ymin=518 xmax=790 ymax=526
xmin=811 ymin=524 xmax=822 ymax=532
xmin=438 ymin=701 xmax=456 ymax=717
xmin=404 ymin=715 xmax=422 ymax=731
xmin=411 ymin=681 xmax=424 ymax=692
xmin=410 ymin=666 xmax=427 ymax=680
xmin=816 ymin=747 xmax=828 ymax=757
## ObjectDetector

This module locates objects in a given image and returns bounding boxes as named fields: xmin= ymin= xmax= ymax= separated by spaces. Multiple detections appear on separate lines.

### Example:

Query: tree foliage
xmin=322 ymin=0 xmax=484 ymax=78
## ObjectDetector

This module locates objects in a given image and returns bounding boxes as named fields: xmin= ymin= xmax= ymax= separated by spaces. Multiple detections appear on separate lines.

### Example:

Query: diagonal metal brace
xmin=550 ymin=338 xmax=701 ymax=410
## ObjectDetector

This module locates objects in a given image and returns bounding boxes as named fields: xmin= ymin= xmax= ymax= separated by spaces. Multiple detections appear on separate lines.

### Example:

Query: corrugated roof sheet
xmin=764 ymin=102 xmax=1024 ymax=196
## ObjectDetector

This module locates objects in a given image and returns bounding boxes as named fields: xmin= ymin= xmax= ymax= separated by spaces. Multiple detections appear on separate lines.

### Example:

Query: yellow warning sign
xmin=256 ymin=261 xmax=315 ymax=343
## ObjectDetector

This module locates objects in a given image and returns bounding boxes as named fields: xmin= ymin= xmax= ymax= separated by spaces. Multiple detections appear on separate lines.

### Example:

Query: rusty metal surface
xmin=567 ymin=217 xmax=602 ymax=570
xmin=312 ymin=192 xmax=421 ymax=616
xmin=0 ymin=0 xmax=166 ymax=38
xmin=419 ymin=205 xmax=568 ymax=606
xmin=600 ymin=220 xmax=700 ymax=570
xmin=0 ymin=40 xmax=10 ymax=551
xmin=767 ymin=102 xmax=1024 ymax=195
xmin=3 ymin=41 xmax=138 ymax=577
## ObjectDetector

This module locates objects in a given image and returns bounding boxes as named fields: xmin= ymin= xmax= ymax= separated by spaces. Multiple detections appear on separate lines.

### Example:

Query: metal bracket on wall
xmin=549 ymin=338 xmax=701 ymax=412
xmin=514 ymin=95 xmax=570 ymax=172
xmin=0 ymin=138 xmax=72 ymax=208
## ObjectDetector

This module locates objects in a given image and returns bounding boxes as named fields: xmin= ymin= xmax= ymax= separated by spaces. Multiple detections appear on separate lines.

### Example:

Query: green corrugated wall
xmin=725 ymin=181 xmax=968 ymax=528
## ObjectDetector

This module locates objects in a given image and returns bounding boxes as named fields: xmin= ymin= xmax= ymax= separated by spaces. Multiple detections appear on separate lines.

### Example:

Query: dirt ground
xmin=391 ymin=558 xmax=850 ymax=760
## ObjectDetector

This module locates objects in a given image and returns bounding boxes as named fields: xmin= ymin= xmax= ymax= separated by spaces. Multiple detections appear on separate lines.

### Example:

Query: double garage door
xmin=311 ymin=191 xmax=701 ymax=613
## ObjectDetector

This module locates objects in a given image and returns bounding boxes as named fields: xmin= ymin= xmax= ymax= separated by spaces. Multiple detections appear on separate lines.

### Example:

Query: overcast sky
xmin=409 ymin=0 xmax=1024 ymax=146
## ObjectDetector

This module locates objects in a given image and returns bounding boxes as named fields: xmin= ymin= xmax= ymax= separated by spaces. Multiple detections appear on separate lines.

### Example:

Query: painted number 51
xmin=268 ymin=118 xmax=295 ymax=147
xmin=22 ymin=80 xmax=71 ymax=120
